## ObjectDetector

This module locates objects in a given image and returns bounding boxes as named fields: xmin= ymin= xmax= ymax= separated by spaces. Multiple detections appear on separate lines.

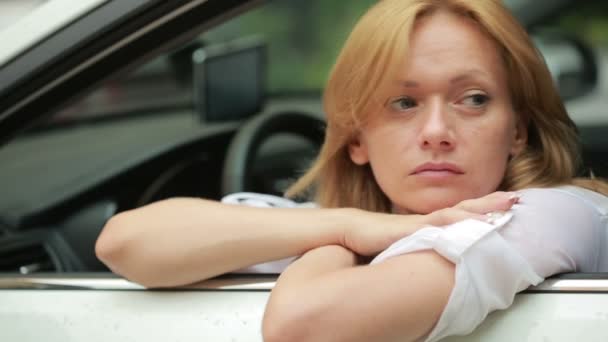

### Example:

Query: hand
xmin=424 ymin=191 xmax=520 ymax=226
xmin=341 ymin=191 xmax=520 ymax=256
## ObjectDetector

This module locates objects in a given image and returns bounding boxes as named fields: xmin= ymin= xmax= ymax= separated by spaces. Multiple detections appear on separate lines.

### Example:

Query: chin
xmin=392 ymin=188 xmax=477 ymax=214
xmin=410 ymin=199 xmax=461 ymax=214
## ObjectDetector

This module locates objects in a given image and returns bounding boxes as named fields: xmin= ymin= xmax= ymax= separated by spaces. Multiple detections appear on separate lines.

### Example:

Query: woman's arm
xmin=96 ymin=198 xmax=349 ymax=287
xmin=95 ymin=192 xmax=516 ymax=288
xmin=263 ymin=187 xmax=604 ymax=342
xmin=264 ymin=246 xmax=453 ymax=342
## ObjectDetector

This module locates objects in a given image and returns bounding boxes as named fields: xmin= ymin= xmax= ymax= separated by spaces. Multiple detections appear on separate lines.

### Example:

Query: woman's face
xmin=348 ymin=11 xmax=528 ymax=214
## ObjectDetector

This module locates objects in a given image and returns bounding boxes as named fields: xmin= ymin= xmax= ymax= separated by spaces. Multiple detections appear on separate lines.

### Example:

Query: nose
xmin=418 ymin=100 xmax=455 ymax=152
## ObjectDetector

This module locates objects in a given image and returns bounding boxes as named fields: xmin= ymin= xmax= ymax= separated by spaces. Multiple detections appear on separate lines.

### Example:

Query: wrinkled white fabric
xmin=221 ymin=186 xmax=608 ymax=341
xmin=222 ymin=192 xmax=316 ymax=208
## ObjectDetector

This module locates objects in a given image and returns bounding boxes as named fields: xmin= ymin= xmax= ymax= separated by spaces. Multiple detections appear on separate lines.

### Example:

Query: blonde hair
xmin=286 ymin=0 xmax=608 ymax=211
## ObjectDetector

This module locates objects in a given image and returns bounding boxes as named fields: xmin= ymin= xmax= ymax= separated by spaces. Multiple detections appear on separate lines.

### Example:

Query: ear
xmin=510 ymin=115 xmax=528 ymax=157
xmin=348 ymin=134 xmax=370 ymax=165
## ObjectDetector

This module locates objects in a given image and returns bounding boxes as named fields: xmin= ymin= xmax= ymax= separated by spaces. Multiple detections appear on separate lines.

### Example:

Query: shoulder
xmin=507 ymin=186 xmax=607 ymax=236
xmin=515 ymin=186 xmax=608 ymax=217
xmin=501 ymin=186 xmax=607 ymax=273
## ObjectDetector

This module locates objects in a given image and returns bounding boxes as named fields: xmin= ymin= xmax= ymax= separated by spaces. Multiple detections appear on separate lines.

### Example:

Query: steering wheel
xmin=221 ymin=110 xmax=325 ymax=196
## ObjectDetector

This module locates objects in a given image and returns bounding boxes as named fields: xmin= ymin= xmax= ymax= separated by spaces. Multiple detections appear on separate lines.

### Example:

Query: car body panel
xmin=2 ymin=275 xmax=608 ymax=341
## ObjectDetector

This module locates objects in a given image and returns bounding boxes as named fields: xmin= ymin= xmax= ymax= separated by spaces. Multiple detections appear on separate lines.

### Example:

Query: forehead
xmin=403 ymin=10 xmax=506 ymax=81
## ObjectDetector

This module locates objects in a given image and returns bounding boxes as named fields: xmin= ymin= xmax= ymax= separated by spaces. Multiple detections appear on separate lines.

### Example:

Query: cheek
xmin=365 ymin=124 xmax=416 ymax=164
xmin=465 ymin=119 xmax=514 ymax=181
xmin=363 ymin=125 xmax=417 ymax=190
xmin=466 ymin=112 xmax=516 ymax=151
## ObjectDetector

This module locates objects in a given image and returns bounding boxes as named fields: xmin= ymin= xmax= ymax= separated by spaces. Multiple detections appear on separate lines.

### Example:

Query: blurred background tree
xmin=203 ymin=0 xmax=608 ymax=95
xmin=555 ymin=2 xmax=608 ymax=47
xmin=204 ymin=0 xmax=376 ymax=94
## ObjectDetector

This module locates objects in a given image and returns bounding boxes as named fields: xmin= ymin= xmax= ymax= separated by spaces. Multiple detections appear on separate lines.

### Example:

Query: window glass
xmin=203 ymin=0 xmax=376 ymax=93
xmin=26 ymin=1 xmax=608 ymax=129
xmin=554 ymin=3 xmax=608 ymax=48
xmin=43 ymin=0 xmax=376 ymax=127
xmin=548 ymin=2 xmax=608 ymax=125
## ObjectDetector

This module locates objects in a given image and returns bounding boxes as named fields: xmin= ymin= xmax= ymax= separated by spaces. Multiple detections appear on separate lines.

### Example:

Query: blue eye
xmin=462 ymin=93 xmax=490 ymax=107
xmin=389 ymin=97 xmax=417 ymax=111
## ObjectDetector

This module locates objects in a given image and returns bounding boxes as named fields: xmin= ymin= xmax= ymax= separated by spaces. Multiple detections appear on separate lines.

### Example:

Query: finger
xmin=456 ymin=191 xmax=520 ymax=214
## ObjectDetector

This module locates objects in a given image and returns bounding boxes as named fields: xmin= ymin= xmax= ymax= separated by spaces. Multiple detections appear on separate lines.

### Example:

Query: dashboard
xmin=0 ymin=107 xmax=320 ymax=274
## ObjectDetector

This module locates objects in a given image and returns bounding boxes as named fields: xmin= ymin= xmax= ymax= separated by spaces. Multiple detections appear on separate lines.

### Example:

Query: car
xmin=1 ymin=0 xmax=607 ymax=341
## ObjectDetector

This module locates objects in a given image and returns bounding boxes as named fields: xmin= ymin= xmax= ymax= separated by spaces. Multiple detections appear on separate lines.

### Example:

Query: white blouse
xmin=221 ymin=186 xmax=608 ymax=341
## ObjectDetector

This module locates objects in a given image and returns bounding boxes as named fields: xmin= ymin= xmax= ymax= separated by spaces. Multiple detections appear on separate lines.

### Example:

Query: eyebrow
xmin=397 ymin=69 xmax=491 ymax=88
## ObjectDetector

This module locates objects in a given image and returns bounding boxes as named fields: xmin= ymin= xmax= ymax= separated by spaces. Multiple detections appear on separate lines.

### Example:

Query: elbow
xmin=96 ymin=211 xmax=181 ymax=288
xmin=95 ymin=212 xmax=132 ymax=273
xmin=95 ymin=211 xmax=152 ymax=285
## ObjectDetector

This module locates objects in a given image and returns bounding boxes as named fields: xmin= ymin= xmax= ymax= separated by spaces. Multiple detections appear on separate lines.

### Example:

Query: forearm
xmin=264 ymin=247 xmax=454 ymax=342
xmin=95 ymin=198 xmax=352 ymax=287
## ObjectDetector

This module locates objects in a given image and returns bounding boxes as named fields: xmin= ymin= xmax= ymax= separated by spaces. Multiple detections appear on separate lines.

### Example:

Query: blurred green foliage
xmin=204 ymin=0 xmax=376 ymax=93
xmin=555 ymin=3 xmax=608 ymax=47
xmin=204 ymin=0 xmax=608 ymax=94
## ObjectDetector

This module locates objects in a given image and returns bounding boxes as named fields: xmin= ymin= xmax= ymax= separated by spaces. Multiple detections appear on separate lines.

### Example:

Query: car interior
xmin=0 ymin=0 xmax=607 ymax=279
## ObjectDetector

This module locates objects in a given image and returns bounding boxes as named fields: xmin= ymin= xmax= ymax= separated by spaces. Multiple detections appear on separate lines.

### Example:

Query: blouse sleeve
xmin=371 ymin=186 xmax=606 ymax=342
xmin=221 ymin=192 xmax=317 ymax=208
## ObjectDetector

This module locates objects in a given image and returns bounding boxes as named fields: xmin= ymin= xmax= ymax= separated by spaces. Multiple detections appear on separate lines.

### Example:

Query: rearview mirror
xmin=192 ymin=36 xmax=266 ymax=123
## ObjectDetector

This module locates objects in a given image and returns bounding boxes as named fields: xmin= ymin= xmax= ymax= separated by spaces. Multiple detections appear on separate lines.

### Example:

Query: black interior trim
xmin=0 ymin=0 xmax=261 ymax=145
xmin=548 ymin=272 xmax=608 ymax=280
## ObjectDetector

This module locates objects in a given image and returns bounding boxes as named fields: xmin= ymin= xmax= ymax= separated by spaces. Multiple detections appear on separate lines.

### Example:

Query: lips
xmin=411 ymin=162 xmax=465 ymax=175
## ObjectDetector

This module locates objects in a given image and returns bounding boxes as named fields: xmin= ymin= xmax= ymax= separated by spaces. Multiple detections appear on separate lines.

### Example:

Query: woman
xmin=96 ymin=0 xmax=608 ymax=341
